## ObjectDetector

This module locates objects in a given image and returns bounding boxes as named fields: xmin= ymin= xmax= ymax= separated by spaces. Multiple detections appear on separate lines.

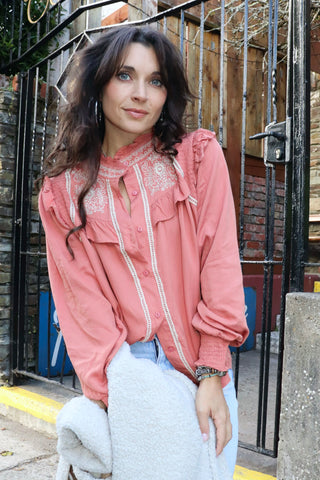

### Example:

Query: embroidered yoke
xmin=39 ymin=129 xmax=249 ymax=405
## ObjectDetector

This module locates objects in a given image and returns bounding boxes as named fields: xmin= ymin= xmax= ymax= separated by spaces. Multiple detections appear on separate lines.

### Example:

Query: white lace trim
xmin=134 ymin=164 xmax=196 ymax=379
xmin=65 ymin=170 xmax=75 ymax=224
xmin=106 ymin=179 xmax=152 ymax=342
xmin=172 ymin=158 xmax=184 ymax=177
xmin=188 ymin=195 xmax=198 ymax=206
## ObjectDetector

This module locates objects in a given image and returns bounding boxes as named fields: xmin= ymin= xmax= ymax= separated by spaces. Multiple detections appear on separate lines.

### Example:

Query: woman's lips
xmin=124 ymin=108 xmax=148 ymax=119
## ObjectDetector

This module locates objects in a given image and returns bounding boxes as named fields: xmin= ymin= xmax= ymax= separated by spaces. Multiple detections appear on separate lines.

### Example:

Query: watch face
xmin=196 ymin=366 xmax=211 ymax=375
xmin=196 ymin=367 xmax=227 ymax=378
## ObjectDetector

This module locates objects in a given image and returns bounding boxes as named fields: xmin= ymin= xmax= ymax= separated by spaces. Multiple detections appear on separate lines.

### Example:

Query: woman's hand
xmin=195 ymin=375 xmax=232 ymax=455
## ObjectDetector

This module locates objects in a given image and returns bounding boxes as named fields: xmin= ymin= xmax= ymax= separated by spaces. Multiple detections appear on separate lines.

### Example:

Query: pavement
xmin=0 ymin=350 xmax=278 ymax=479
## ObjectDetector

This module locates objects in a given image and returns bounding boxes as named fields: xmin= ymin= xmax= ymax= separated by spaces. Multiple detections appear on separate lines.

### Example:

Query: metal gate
xmin=1 ymin=0 xmax=312 ymax=458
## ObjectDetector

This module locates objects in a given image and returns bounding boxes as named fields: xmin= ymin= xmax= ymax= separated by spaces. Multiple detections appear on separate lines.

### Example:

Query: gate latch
xmin=249 ymin=120 xmax=290 ymax=166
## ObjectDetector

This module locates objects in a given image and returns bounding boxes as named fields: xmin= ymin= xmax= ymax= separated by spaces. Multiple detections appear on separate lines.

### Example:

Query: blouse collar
xmin=100 ymin=132 xmax=155 ymax=178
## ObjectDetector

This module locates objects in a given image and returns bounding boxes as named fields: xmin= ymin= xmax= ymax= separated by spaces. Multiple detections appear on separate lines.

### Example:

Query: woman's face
xmin=101 ymin=42 xmax=167 ymax=155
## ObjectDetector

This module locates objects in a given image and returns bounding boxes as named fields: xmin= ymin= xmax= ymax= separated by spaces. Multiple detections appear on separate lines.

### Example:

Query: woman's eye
xmin=150 ymin=78 xmax=163 ymax=87
xmin=117 ymin=72 xmax=131 ymax=81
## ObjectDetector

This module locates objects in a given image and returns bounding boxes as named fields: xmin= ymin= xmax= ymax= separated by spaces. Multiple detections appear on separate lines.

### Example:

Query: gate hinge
xmin=249 ymin=119 xmax=291 ymax=166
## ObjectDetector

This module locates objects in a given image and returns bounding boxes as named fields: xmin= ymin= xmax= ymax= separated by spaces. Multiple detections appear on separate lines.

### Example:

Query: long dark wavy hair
xmin=40 ymin=26 xmax=192 ymax=251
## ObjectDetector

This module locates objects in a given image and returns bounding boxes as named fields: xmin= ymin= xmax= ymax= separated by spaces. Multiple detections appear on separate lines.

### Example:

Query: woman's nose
xmin=132 ymin=81 xmax=147 ymax=101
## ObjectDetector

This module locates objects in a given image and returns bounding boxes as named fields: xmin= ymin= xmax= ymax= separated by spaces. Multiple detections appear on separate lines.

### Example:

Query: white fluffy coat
xmin=56 ymin=342 xmax=232 ymax=480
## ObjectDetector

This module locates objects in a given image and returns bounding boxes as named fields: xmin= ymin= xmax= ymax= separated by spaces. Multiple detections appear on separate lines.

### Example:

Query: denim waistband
xmin=130 ymin=337 xmax=175 ymax=371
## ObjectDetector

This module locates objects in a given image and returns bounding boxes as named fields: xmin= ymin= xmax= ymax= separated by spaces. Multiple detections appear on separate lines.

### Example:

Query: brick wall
xmin=243 ymin=174 xmax=285 ymax=259
xmin=0 ymin=83 xmax=52 ymax=381
xmin=0 ymin=89 xmax=18 ymax=382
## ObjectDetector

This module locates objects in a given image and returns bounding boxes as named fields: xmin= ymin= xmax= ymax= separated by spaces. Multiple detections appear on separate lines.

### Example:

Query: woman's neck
xmin=102 ymin=129 xmax=151 ymax=158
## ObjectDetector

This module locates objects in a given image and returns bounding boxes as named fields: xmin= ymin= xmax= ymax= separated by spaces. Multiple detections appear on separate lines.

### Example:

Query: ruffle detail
xmin=40 ymin=177 xmax=73 ymax=230
xmin=150 ymin=163 xmax=192 ymax=226
xmin=85 ymin=219 xmax=119 ymax=244
xmin=41 ymin=177 xmax=55 ymax=211
xmin=192 ymin=129 xmax=216 ymax=164
xmin=85 ymin=218 xmax=136 ymax=248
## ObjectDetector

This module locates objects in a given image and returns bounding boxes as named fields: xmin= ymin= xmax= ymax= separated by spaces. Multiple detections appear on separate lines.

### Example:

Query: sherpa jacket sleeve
xmin=38 ymin=178 xmax=126 ymax=406
xmin=191 ymin=132 xmax=249 ymax=372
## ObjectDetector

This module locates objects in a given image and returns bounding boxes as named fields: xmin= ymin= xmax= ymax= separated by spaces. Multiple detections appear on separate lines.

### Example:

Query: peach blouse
xmin=39 ymin=129 xmax=248 ymax=405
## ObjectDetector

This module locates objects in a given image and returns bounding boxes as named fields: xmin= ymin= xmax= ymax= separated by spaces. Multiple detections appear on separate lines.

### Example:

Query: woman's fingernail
xmin=202 ymin=433 xmax=209 ymax=442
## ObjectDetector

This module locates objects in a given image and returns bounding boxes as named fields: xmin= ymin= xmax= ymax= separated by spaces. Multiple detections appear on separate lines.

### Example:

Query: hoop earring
xmin=94 ymin=100 xmax=103 ymax=128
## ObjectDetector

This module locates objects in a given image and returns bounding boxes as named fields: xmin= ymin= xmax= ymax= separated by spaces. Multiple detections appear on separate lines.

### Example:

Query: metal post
xmin=289 ymin=0 xmax=310 ymax=291
xmin=273 ymin=0 xmax=311 ymax=456
xmin=10 ymin=69 xmax=35 ymax=375
xmin=10 ymin=73 xmax=26 ymax=382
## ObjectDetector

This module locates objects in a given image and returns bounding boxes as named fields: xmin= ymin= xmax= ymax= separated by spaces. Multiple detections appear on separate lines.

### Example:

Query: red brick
xmin=252 ymin=234 xmax=265 ymax=241
xmin=246 ymin=241 xmax=262 ymax=249
xmin=275 ymin=219 xmax=284 ymax=227
xmin=243 ymin=248 xmax=264 ymax=258
xmin=254 ymin=177 xmax=266 ymax=185
xmin=246 ymin=224 xmax=265 ymax=233
xmin=243 ymin=232 xmax=253 ymax=240
xmin=244 ymin=199 xmax=265 ymax=209
xmin=245 ymin=175 xmax=255 ymax=183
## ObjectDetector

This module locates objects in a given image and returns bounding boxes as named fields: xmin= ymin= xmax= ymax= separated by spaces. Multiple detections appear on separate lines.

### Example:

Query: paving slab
xmin=0 ymin=414 xmax=57 ymax=479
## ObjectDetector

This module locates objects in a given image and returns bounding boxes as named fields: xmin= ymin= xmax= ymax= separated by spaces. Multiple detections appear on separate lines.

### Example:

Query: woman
xmin=39 ymin=26 xmax=249 ymax=476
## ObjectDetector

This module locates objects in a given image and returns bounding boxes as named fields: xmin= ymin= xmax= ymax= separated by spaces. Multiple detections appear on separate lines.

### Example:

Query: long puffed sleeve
xmin=39 ymin=177 xmax=126 ymax=405
xmin=191 ymin=133 xmax=249 ymax=371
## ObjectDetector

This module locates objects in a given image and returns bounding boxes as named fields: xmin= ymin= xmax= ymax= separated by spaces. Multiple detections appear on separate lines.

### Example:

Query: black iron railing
xmin=4 ymin=0 xmax=312 ymax=458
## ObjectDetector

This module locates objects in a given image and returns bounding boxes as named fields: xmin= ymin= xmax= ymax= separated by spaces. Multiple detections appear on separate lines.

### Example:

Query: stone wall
xmin=0 ymin=85 xmax=52 ymax=382
xmin=0 ymin=89 xmax=18 ymax=382
xmin=277 ymin=292 xmax=320 ymax=479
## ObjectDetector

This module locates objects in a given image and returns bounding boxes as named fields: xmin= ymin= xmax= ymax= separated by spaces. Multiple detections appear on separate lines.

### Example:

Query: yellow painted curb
xmin=234 ymin=465 xmax=276 ymax=479
xmin=0 ymin=386 xmax=63 ymax=424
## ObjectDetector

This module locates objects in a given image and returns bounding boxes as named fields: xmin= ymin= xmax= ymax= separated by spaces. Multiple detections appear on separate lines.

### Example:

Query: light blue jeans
xmin=130 ymin=337 xmax=238 ymax=476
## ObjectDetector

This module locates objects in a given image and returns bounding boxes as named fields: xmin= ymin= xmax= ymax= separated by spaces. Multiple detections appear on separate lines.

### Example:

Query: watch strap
xmin=195 ymin=366 xmax=227 ymax=381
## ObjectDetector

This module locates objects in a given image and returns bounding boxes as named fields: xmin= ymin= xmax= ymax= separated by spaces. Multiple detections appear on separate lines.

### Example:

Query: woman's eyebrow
xmin=119 ymin=65 xmax=135 ymax=71
xmin=120 ymin=65 xmax=162 ymax=76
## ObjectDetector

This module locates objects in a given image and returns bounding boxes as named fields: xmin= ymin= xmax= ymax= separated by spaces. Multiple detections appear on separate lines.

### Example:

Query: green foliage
xmin=0 ymin=0 xmax=63 ymax=75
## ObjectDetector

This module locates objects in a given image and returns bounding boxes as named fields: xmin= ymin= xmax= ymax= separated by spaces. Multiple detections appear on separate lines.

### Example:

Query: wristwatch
xmin=195 ymin=366 xmax=227 ymax=382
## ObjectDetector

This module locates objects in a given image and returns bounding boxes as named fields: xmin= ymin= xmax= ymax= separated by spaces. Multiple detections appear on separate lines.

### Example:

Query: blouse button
xmin=155 ymin=312 xmax=161 ymax=319
xmin=143 ymin=270 xmax=149 ymax=277
xmin=167 ymin=346 xmax=175 ymax=352
xmin=132 ymin=190 xmax=138 ymax=196
xmin=124 ymin=161 xmax=129 ymax=166
xmin=137 ymin=226 xmax=143 ymax=233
